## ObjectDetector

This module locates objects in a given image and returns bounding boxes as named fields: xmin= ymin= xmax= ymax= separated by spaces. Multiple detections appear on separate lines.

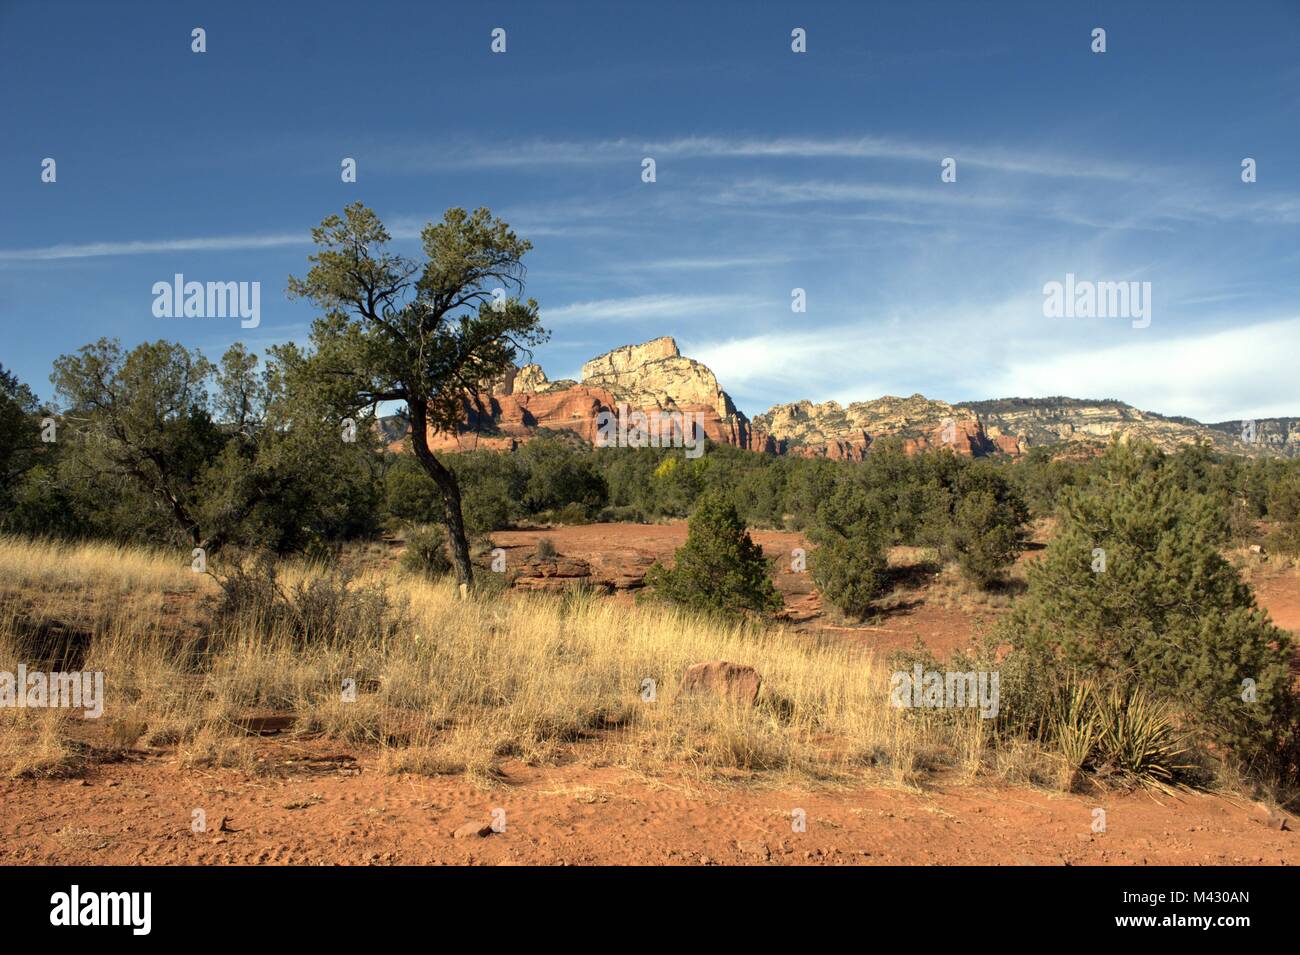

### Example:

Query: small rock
xmin=736 ymin=839 xmax=771 ymax=861
xmin=452 ymin=821 xmax=494 ymax=839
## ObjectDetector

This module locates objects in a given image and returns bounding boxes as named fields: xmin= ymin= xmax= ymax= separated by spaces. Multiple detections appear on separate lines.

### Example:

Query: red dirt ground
xmin=1 ymin=742 xmax=1294 ymax=866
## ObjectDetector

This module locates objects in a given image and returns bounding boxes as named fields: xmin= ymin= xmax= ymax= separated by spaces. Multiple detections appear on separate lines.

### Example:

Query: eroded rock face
xmin=581 ymin=336 xmax=732 ymax=418
xmin=1208 ymin=417 xmax=1300 ymax=459
xmin=752 ymin=395 xmax=998 ymax=459
xmin=417 ymin=336 xmax=761 ymax=454
xmin=386 ymin=337 xmax=1289 ymax=460
xmin=960 ymin=398 xmax=1274 ymax=458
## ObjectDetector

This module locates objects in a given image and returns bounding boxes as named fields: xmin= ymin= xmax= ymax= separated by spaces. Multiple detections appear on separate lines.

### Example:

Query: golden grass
xmin=0 ymin=535 xmax=1028 ymax=788
xmin=0 ymin=534 xmax=202 ymax=595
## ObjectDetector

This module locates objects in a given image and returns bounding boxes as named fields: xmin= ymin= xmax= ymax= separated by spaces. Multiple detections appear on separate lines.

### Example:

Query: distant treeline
xmin=5 ymin=346 xmax=1299 ymax=564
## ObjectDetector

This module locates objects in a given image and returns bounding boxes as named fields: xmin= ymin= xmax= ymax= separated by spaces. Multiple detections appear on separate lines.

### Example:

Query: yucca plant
xmin=1050 ymin=679 xmax=1192 ymax=792
xmin=1094 ymin=684 xmax=1193 ymax=791
xmin=1052 ymin=681 xmax=1100 ymax=791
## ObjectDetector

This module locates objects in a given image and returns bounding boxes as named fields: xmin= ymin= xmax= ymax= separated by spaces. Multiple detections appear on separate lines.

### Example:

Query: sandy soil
xmin=1 ymin=739 xmax=1293 ymax=866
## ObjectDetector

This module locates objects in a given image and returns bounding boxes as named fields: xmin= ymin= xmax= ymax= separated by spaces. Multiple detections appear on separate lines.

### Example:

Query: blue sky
xmin=3 ymin=0 xmax=1298 ymax=422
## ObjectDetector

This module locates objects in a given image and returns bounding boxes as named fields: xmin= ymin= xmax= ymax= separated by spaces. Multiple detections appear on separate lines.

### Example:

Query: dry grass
xmin=0 ymin=534 xmax=201 ymax=596
xmin=0 ymin=535 xmax=1045 ymax=788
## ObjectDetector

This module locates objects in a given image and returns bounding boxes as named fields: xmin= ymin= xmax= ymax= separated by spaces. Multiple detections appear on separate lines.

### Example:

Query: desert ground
xmin=1 ymin=744 xmax=1294 ymax=866
xmin=1 ymin=523 xmax=1297 ymax=866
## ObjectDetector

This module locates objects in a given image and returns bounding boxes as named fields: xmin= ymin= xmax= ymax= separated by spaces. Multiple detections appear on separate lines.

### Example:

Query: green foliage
xmin=1004 ymin=441 xmax=1298 ymax=772
xmin=384 ymin=455 xmax=442 ymax=524
xmin=1006 ymin=445 xmax=1085 ymax=518
xmin=399 ymin=524 xmax=453 ymax=579
xmin=646 ymin=490 xmax=783 ymax=617
xmin=1265 ymin=468 xmax=1300 ymax=555
xmin=0 ymin=364 xmax=41 ymax=512
xmin=285 ymin=202 xmax=549 ymax=584
xmin=1050 ymin=681 xmax=1192 ymax=791
xmin=1267 ymin=518 xmax=1300 ymax=556
xmin=49 ymin=339 xmax=222 ymax=546
xmin=942 ymin=463 xmax=1029 ymax=586
xmin=519 ymin=435 xmax=606 ymax=513
xmin=810 ymin=525 xmax=890 ymax=619
xmin=43 ymin=338 xmax=379 ymax=554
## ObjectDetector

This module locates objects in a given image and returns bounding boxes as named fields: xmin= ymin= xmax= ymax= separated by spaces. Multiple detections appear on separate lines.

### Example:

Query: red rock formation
xmin=387 ymin=337 xmax=1022 ymax=460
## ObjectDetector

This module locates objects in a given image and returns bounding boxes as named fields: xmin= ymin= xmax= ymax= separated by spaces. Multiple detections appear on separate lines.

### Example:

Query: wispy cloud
xmin=376 ymin=134 xmax=1148 ymax=182
xmin=710 ymin=177 xmax=1006 ymax=209
xmin=544 ymin=293 xmax=762 ymax=324
xmin=0 ymin=233 xmax=308 ymax=261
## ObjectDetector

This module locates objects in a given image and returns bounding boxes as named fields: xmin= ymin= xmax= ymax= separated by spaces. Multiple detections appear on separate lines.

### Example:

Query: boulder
xmin=680 ymin=660 xmax=763 ymax=706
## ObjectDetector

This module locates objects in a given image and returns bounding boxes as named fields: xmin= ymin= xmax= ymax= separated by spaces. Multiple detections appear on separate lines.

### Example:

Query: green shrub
xmin=1004 ymin=441 xmax=1298 ymax=775
xmin=400 ymin=524 xmax=453 ymax=579
xmin=1267 ymin=519 xmax=1300 ymax=557
xmin=520 ymin=436 xmax=607 ymax=514
xmin=461 ymin=478 xmax=512 ymax=534
xmin=943 ymin=466 xmax=1029 ymax=587
xmin=645 ymin=490 xmax=783 ymax=617
xmin=1265 ymin=469 xmax=1300 ymax=555
xmin=553 ymin=501 xmax=593 ymax=525
xmin=810 ymin=526 xmax=889 ymax=619
xmin=596 ymin=504 xmax=644 ymax=523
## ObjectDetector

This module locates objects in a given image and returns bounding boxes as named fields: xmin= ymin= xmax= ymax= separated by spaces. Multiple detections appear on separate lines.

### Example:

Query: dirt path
xmin=1 ymin=745 xmax=1292 ymax=866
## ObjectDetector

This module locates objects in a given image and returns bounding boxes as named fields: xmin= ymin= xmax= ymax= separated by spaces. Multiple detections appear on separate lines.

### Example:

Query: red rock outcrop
xmin=389 ymin=337 xmax=1023 ymax=459
xmin=414 ymin=337 xmax=765 ymax=454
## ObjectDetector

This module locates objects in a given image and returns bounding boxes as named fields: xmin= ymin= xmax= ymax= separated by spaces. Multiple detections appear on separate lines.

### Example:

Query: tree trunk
xmin=407 ymin=400 xmax=475 ymax=588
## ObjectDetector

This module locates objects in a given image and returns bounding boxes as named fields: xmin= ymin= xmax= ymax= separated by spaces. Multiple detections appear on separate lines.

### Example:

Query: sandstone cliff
xmin=413 ymin=336 xmax=760 ymax=453
xmin=1207 ymin=416 xmax=1300 ymax=459
xmin=387 ymin=338 xmax=1294 ymax=460
xmin=958 ymin=397 xmax=1277 ymax=458
xmin=752 ymin=395 xmax=1011 ymax=459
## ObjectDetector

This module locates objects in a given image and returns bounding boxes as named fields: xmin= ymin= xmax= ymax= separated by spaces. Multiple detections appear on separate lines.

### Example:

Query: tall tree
xmin=287 ymin=203 xmax=546 ymax=586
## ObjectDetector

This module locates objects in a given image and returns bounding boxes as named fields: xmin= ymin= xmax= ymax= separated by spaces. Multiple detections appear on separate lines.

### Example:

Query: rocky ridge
xmin=386 ymin=337 xmax=1293 ymax=459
